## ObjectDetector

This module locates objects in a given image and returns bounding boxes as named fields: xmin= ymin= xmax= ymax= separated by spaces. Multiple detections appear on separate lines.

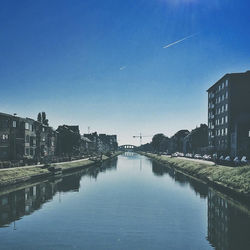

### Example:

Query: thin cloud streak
xmin=120 ymin=66 xmax=127 ymax=70
xmin=163 ymin=33 xmax=197 ymax=49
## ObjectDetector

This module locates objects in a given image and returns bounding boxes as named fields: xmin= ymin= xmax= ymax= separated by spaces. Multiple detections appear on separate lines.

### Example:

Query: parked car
xmin=212 ymin=153 xmax=218 ymax=161
xmin=224 ymin=156 xmax=232 ymax=166
xmin=194 ymin=154 xmax=202 ymax=159
xmin=202 ymin=154 xmax=212 ymax=161
xmin=202 ymin=154 xmax=208 ymax=160
xmin=233 ymin=157 xmax=240 ymax=166
xmin=171 ymin=152 xmax=178 ymax=157
xmin=241 ymin=156 xmax=248 ymax=165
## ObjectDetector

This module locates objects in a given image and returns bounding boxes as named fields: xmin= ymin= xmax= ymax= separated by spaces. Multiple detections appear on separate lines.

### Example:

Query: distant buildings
xmin=84 ymin=132 xmax=118 ymax=154
xmin=0 ymin=112 xmax=118 ymax=163
xmin=207 ymin=70 xmax=250 ymax=157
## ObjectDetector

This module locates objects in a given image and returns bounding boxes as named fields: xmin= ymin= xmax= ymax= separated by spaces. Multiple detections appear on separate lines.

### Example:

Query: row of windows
xmin=216 ymin=104 xmax=228 ymax=114
xmin=25 ymin=135 xmax=36 ymax=146
xmin=215 ymin=116 xmax=228 ymax=125
xmin=218 ymin=80 xmax=228 ymax=91
xmin=216 ymin=128 xmax=228 ymax=136
xmin=25 ymin=122 xmax=34 ymax=131
xmin=25 ymin=148 xmax=34 ymax=156
xmin=215 ymin=92 xmax=228 ymax=103
xmin=208 ymin=104 xmax=228 ymax=118
xmin=208 ymin=80 xmax=229 ymax=99
xmin=208 ymin=102 xmax=215 ymax=109
xmin=209 ymin=128 xmax=228 ymax=137
xmin=208 ymin=116 xmax=228 ymax=128
xmin=218 ymin=138 xmax=228 ymax=145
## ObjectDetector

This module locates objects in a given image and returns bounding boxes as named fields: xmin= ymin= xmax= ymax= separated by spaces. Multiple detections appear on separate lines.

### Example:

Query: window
xmin=25 ymin=148 xmax=29 ymax=155
xmin=225 ymin=91 xmax=228 ymax=99
xmin=225 ymin=104 xmax=228 ymax=111
xmin=2 ymin=134 xmax=9 ymax=140
xmin=222 ymin=82 xmax=224 ymax=89
xmin=25 ymin=122 xmax=29 ymax=130
xmin=222 ymin=117 xmax=224 ymax=124
xmin=225 ymin=79 xmax=228 ymax=87
xmin=219 ymin=96 xmax=221 ymax=103
xmin=222 ymin=105 xmax=224 ymax=113
xmin=222 ymin=94 xmax=224 ymax=101
xmin=30 ymin=137 xmax=35 ymax=146
xmin=225 ymin=128 xmax=228 ymax=135
xmin=26 ymin=135 xmax=30 ymax=143
xmin=221 ymin=129 xmax=224 ymax=136
xmin=1 ymin=120 xmax=9 ymax=129
xmin=13 ymin=121 xmax=17 ymax=128
xmin=30 ymin=148 xmax=34 ymax=156
xmin=225 ymin=116 xmax=228 ymax=123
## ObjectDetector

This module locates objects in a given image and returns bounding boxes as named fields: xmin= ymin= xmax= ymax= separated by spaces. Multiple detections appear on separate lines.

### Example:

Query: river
xmin=0 ymin=153 xmax=250 ymax=250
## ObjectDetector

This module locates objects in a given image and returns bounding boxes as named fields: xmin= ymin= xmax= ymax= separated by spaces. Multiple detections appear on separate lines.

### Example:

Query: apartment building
xmin=207 ymin=70 xmax=250 ymax=157
xmin=0 ymin=112 xmax=57 ymax=162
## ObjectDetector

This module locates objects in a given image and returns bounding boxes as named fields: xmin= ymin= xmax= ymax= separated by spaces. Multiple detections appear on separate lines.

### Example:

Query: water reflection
xmin=151 ymin=160 xmax=250 ymax=249
xmin=152 ymin=161 xmax=208 ymax=198
xmin=207 ymin=188 xmax=250 ymax=250
xmin=0 ymin=154 xmax=250 ymax=250
xmin=0 ymin=157 xmax=117 ymax=228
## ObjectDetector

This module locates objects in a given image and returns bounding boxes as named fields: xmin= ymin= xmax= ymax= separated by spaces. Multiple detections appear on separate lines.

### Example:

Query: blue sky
xmin=1 ymin=0 xmax=250 ymax=145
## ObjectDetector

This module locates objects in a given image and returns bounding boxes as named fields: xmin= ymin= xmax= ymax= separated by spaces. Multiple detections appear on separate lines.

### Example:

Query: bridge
xmin=118 ymin=145 xmax=138 ymax=151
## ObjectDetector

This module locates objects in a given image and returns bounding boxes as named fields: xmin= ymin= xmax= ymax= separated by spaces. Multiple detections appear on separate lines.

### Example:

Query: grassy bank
xmin=0 ymin=152 xmax=121 ymax=188
xmin=140 ymin=152 xmax=250 ymax=199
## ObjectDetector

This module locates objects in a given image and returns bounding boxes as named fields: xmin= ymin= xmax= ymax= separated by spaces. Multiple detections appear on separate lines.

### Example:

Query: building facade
xmin=207 ymin=70 xmax=250 ymax=157
xmin=0 ymin=112 xmax=57 ymax=162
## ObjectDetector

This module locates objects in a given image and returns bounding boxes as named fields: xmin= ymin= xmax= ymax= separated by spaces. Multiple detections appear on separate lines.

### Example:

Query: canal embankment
xmin=139 ymin=152 xmax=250 ymax=201
xmin=0 ymin=152 xmax=121 ymax=188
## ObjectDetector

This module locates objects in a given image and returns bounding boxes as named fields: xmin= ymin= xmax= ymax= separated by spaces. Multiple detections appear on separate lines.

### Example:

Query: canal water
xmin=0 ymin=153 xmax=250 ymax=250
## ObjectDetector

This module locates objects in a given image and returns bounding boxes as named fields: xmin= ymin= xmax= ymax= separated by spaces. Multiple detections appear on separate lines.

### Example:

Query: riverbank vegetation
xmin=0 ymin=152 xmax=121 ymax=188
xmin=140 ymin=152 xmax=250 ymax=197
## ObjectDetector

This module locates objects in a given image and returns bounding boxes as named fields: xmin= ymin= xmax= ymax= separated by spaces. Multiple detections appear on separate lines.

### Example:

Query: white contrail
xmin=120 ymin=66 xmax=126 ymax=70
xmin=163 ymin=34 xmax=197 ymax=49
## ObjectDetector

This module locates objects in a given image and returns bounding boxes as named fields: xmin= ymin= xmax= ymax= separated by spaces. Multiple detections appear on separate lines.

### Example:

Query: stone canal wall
xmin=139 ymin=152 xmax=250 ymax=201
xmin=0 ymin=152 xmax=122 ymax=188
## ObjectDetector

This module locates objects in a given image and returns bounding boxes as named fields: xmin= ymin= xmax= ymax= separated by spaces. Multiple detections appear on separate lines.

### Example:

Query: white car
xmin=241 ymin=156 xmax=248 ymax=164
xmin=194 ymin=154 xmax=202 ymax=159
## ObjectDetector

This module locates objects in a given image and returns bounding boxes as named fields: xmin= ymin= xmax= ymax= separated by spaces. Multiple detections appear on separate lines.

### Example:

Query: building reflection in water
xmin=0 ymin=157 xmax=118 ymax=228
xmin=207 ymin=188 xmax=250 ymax=250
xmin=151 ymin=161 xmax=250 ymax=250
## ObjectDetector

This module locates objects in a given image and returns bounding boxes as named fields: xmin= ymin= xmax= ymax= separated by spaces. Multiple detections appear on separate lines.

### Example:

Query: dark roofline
xmin=206 ymin=73 xmax=229 ymax=92
xmin=206 ymin=70 xmax=250 ymax=92
xmin=0 ymin=112 xmax=34 ymax=121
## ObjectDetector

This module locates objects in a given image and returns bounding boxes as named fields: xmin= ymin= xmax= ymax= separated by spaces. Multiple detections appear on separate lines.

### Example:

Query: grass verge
xmin=140 ymin=152 xmax=250 ymax=199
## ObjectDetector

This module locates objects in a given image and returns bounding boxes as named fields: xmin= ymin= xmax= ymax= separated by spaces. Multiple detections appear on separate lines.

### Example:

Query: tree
xmin=41 ymin=112 xmax=49 ymax=126
xmin=152 ymin=133 xmax=166 ymax=152
xmin=37 ymin=112 xmax=42 ymax=123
